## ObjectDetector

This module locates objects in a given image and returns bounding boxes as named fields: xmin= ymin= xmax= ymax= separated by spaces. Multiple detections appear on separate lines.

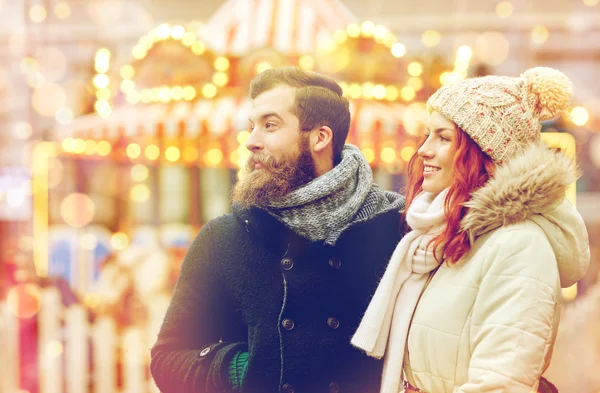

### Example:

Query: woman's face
xmin=418 ymin=111 xmax=456 ymax=194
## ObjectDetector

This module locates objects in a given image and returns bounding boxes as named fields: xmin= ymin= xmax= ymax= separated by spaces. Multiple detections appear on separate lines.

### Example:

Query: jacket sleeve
xmin=455 ymin=227 xmax=561 ymax=393
xmin=150 ymin=221 xmax=247 ymax=393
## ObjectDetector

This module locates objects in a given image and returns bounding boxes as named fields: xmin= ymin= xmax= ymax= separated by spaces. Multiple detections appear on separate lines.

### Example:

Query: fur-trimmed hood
xmin=461 ymin=143 xmax=590 ymax=288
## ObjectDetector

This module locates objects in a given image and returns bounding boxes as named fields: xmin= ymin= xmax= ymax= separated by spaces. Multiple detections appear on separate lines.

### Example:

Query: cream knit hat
xmin=426 ymin=67 xmax=573 ymax=163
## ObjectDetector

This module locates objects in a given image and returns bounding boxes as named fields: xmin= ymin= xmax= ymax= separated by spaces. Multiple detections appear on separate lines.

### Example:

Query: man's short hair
xmin=249 ymin=67 xmax=351 ymax=161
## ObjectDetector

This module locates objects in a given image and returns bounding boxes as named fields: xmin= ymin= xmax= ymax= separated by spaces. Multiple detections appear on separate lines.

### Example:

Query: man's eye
xmin=265 ymin=122 xmax=276 ymax=129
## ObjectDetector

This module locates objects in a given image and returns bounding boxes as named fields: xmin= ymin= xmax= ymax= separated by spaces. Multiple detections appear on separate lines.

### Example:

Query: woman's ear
xmin=312 ymin=126 xmax=333 ymax=153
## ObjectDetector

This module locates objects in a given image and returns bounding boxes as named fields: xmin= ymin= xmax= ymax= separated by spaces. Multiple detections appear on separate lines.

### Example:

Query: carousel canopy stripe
xmin=54 ymin=98 xmax=414 ymax=141
xmin=199 ymin=0 xmax=356 ymax=55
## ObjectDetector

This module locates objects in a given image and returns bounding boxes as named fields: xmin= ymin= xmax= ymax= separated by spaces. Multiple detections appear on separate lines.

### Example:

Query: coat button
xmin=329 ymin=381 xmax=340 ymax=393
xmin=328 ymin=258 xmax=342 ymax=270
xmin=199 ymin=346 xmax=211 ymax=357
xmin=327 ymin=317 xmax=340 ymax=330
xmin=281 ymin=318 xmax=295 ymax=331
xmin=280 ymin=257 xmax=294 ymax=271
xmin=282 ymin=383 xmax=294 ymax=393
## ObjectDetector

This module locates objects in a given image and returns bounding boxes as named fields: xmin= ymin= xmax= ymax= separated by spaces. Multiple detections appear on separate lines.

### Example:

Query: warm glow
xmin=495 ymin=1 xmax=513 ymax=18
xmin=191 ymin=42 xmax=206 ymax=55
xmin=583 ymin=0 xmax=599 ymax=5
xmin=96 ymin=88 xmax=111 ymax=100
xmin=96 ymin=141 xmax=112 ymax=156
xmin=13 ymin=122 xmax=33 ymax=140
xmin=171 ymin=25 xmax=185 ymax=40
xmin=456 ymin=45 xmax=473 ymax=60
xmin=421 ymin=30 xmax=441 ymax=47
xmin=202 ymin=83 xmax=217 ymax=98
xmin=531 ymin=25 xmax=549 ymax=45
xmin=165 ymin=146 xmax=181 ymax=162
xmin=237 ymin=130 xmax=250 ymax=144
xmin=84 ymin=140 xmax=97 ymax=155
xmin=213 ymin=72 xmax=229 ymax=87
xmin=373 ymin=85 xmax=387 ymax=100
xmin=84 ymin=293 xmax=101 ymax=309
xmin=7 ymin=284 xmax=41 ymax=319
xmin=110 ymin=232 xmax=129 ymax=251
xmin=73 ymin=139 xmax=86 ymax=154
xmin=385 ymin=86 xmax=399 ymax=101
xmin=54 ymin=2 xmax=72 ymax=19
xmin=29 ymin=5 xmax=47 ymax=23
xmin=120 ymin=65 xmax=135 ymax=80
xmin=145 ymin=145 xmax=160 ymax=160
xmin=182 ymin=146 xmax=199 ymax=162
xmin=570 ymin=106 xmax=589 ymax=126
xmin=171 ymin=86 xmax=184 ymax=101
xmin=256 ymin=62 xmax=272 ymax=74
xmin=156 ymin=23 xmax=172 ymax=40
xmin=362 ymin=83 xmax=375 ymax=99
xmin=182 ymin=32 xmax=196 ymax=46
xmin=362 ymin=147 xmax=375 ymax=163
xmin=373 ymin=25 xmax=388 ymax=41
xmin=204 ymin=148 xmax=223 ymax=166
xmin=130 ymin=164 xmax=149 ymax=182
xmin=61 ymin=138 xmax=75 ymax=152
xmin=132 ymin=45 xmax=147 ymax=60
xmin=214 ymin=57 xmax=230 ymax=71
xmin=120 ymin=79 xmax=135 ymax=93
xmin=333 ymin=29 xmax=347 ymax=44
xmin=346 ymin=24 xmax=360 ymax=37
xmin=407 ymin=62 xmax=423 ymax=77
xmin=126 ymin=143 xmax=141 ymax=159
xmin=60 ymin=193 xmax=95 ymax=228
xmin=400 ymin=86 xmax=416 ymax=101
xmin=130 ymin=184 xmax=151 ymax=203
xmin=360 ymin=21 xmax=375 ymax=37
xmin=391 ymin=43 xmax=406 ymax=58
xmin=400 ymin=146 xmax=416 ymax=162
xmin=347 ymin=83 xmax=362 ymax=99
xmin=183 ymin=86 xmax=197 ymax=101
xmin=93 ymin=74 xmax=109 ymax=89
xmin=299 ymin=55 xmax=315 ymax=70
xmin=380 ymin=147 xmax=396 ymax=163
xmin=407 ymin=77 xmax=424 ymax=91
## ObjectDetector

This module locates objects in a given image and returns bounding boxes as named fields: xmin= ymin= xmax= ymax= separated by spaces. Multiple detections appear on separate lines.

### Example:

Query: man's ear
xmin=312 ymin=126 xmax=333 ymax=153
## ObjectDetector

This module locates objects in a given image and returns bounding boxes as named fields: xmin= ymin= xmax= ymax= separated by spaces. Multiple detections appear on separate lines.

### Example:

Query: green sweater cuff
xmin=228 ymin=351 xmax=249 ymax=391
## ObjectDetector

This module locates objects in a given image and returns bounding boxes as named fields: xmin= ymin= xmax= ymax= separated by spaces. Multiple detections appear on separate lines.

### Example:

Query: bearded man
xmin=150 ymin=67 xmax=405 ymax=393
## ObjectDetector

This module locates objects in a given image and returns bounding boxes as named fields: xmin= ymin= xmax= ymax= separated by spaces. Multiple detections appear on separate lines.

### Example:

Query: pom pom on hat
xmin=521 ymin=67 xmax=573 ymax=121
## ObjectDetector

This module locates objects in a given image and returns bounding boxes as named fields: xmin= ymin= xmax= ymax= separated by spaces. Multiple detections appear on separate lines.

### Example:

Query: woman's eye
xmin=266 ymin=122 xmax=276 ymax=129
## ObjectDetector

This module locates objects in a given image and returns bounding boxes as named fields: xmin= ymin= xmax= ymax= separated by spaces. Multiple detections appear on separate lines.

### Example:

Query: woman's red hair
xmin=402 ymin=125 xmax=496 ymax=264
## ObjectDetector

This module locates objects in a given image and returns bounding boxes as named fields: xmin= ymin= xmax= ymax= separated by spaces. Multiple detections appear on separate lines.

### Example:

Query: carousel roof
xmin=199 ymin=0 xmax=356 ymax=56
xmin=53 ymin=97 xmax=417 ymax=143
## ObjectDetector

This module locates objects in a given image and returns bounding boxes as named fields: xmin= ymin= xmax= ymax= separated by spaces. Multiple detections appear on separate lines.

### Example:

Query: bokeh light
xmin=60 ymin=193 xmax=96 ymax=228
xmin=7 ymin=284 xmax=41 ymax=319
xmin=130 ymin=184 xmax=151 ymax=203
xmin=391 ymin=43 xmax=406 ymax=58
xmin=13 ymin=122 xmax=33 ymax=140
xmin=36 ymin=47 xmax=68 ymax=82
xmin=570 ymin=106 xmax=589 ymax=126
xmin=531 ymin=25 xmax=549 ymax=45
xmin=145 ymin=145 xmax=160 ymax=160
xmin=203 ymin=148 xmax=223 ymax=166
xmin=126 ymin=143 xmax=141 ymax=159
xmin=407 ymin=62 xmax=423 ymax=77
xmin=110 ymin=232 xmax=129 ymax=251
xmin=130 ymin=164 xmax=149 ymax=182
xmin=55 ymin=108 xmax=73 ymax=125
xmin=81 ymin=234 xmax=98 ymax=250
xmin=29 ymin=5 xmax=47 ymax=23
xmin=165 ymin=146 xmax=181 ymax=162
xmin=32 ymin=83 xmax=67 ymax=117
xmin=96 ymin=141 xmax=112 ymax=156
xmin=495 ymin=1 xmax=513 ymax=18
xmin=381 ymin=147 xmax=396 ymax=163
xmin=421 ymin=30 xmax=441 ymax=47
xmin=54 ymin=1 xmax=71 ymax=19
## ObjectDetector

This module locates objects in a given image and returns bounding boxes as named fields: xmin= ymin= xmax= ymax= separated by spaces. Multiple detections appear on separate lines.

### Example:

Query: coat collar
xmin=460 ymin=142 xmax=578 ymax=240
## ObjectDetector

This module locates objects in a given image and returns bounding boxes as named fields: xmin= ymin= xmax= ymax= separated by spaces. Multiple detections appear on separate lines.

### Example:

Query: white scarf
xmin=351 ymin=189 xmax=449 ymax=393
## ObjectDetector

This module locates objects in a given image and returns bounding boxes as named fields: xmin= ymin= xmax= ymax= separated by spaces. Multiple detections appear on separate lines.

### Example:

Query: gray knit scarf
xmin=263 ymin=144 xmax=404 ymax=245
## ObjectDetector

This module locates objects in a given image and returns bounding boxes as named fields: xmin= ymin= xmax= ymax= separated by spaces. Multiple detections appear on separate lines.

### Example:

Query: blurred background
xmin=0 ymin=0 xmax=599 ymax=392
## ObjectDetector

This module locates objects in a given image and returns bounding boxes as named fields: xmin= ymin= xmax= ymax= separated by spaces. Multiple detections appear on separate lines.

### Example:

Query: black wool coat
xmin=151 ymin=202 xmax=404 ymax=393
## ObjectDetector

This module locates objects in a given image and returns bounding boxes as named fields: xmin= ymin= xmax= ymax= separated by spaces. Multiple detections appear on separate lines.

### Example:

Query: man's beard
xmin=231 ymin=136 xmax=316 ymax=208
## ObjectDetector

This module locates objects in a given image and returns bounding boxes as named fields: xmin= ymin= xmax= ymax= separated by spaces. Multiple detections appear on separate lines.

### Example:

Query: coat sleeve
xmin=455 ymin=226 xmax=561 ymax=393
xmin=150 ymin=221 xmax=247 ymax=393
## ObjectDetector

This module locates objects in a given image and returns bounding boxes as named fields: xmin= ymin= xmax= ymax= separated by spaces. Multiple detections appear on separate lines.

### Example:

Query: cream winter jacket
xmin=402 ymin=144 xmax=590 ymax=393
